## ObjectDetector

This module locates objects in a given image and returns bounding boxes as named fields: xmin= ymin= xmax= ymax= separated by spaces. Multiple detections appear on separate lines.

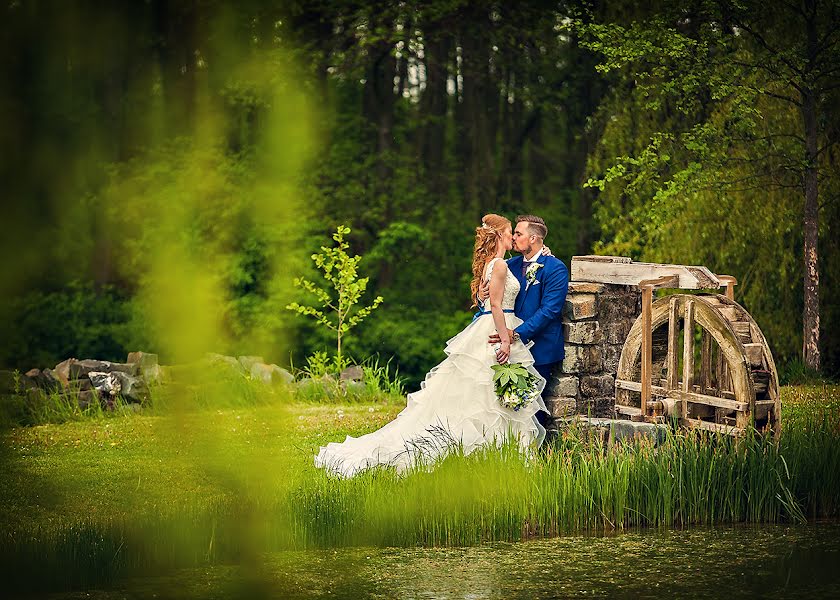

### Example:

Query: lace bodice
xmin=481 ymin=257 xmax=520 ymax=311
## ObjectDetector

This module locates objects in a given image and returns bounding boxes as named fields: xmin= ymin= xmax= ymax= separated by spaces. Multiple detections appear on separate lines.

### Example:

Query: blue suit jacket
xmin=508 ymin=254 xmax=569 ymax=366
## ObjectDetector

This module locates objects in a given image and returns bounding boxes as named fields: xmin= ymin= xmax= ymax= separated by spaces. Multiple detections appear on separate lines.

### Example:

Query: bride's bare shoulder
xmin=485 ymin=257 xmax=508 ymax=276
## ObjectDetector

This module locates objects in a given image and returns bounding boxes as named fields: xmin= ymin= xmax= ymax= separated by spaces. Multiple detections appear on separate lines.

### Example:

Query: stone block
xmin=580 ymin=374 xmax=616 ymax=398
xmin=577 ymin=397 xmax=615 ymax=418
xmin=602 ymin=317 xmax=635 ymax=345
xmin=561 ymin=346 xmax=602 ymax=374
xmin=340 ymin=365 xmax=364 ymax=382
xmin=111 ymin=371 xmax=150 ymax=403
xmin=544 ymin=396 xmax=577 ymax=418
xmin=54 ymin=358 xmax=78 ymax=385
xmin=127 ymin=352 xmax=159 ymax=369
xmin=250 ymin=362 xmax=294 ymax=385
xmin=237 ymin=356 xmax=265 ymax=371
xmin=545 ymin=375 xmax=579 ymax=398
xmin=563 ymin=294 xmax=597 ymax=320
xmin=603 ymin=344 xmax=625 ymax=374
xmin=568 ymin=282 xmax=606 ymax=294
xmin=564 ymin=321 xmax=603 ymax=345
xmin=205 ymin=353 xmax=245 ymax=374
xmin=76 ymin=389 xmax=101 ymax=410
xmin=69 ymin=359 xmax=138 ymax=380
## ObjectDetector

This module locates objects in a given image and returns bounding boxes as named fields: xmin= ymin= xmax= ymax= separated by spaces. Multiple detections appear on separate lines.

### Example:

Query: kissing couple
xmin=315 ymin=214 xmax=569 ymax=477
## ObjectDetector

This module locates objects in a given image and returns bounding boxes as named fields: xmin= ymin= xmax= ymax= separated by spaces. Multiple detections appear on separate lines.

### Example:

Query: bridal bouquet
xmin=490 ymin=363 xmax=541 ymax=411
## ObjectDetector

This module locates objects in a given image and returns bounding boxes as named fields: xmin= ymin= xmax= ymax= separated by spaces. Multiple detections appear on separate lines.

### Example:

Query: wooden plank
xmin=700 ymin=330 xmax=712 ymax=395
xmin=682 ymin=300 xmax=695 ymax=421
xmin=732 ymin=322 xmax=752 ymax=343
xmin=616 ymin=378 xmax=642 ymax=392
xmin=715 ymin=337 xmax=728 ymax=393
xmin=616 ymin=379 xmax=748 ymax=412
xmin=615 ymin=404 xmax=643 ymax=417
xmin=744 ymin=343 xmax=764 ymax=368
xmin=717 ymin=306 xmax=739 ymax=322
xmin=667 ymin=297 xmax=680 ymax=390
xmin=682 ymin=417 xmax=744 ymax=436
xmin=641 ymin=286 xmax=653 ymax=416
xmin=572 ymin=255 xmax=632 ymax=264
xmin=570 ymin=258 xmax=720 ymax=289
xmin=670 ymin=389 xmax=749 ymax=412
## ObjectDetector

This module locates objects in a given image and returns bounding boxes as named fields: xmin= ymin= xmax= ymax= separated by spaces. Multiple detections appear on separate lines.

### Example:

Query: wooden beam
xmin=717 ymin=275 xmax=737 ymax=301
xmin=683 ymin=418 xmax=744 ymax=436
xmin=700 ymin=330 xmax=712 ymax=395
xmin=641 ymin=285 xmax=652 ymax=415
xmin=682 ymin=299 xmax=695 ymax=421
xmin=571 ymin=256 xmax=720 ymax=289
xmin=615 ymin=404 xmax=643 ymax=417
xmin=615 ymin=379 xmax=749 ymax=412
xmin=667 ymin=297 xmax=680 ymax=390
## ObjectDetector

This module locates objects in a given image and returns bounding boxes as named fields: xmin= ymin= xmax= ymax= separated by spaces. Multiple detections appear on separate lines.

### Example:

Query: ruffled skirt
xmin=314 ymin=312 xmax=547 ymax=478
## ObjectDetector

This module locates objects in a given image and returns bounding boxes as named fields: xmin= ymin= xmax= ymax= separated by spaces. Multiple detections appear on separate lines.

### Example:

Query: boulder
xmin=339 ymin=365 xmax=364 ymax=382
xmin=24 ymin=368 xmax=62 ymax=392
xmin=43 ymin=368 xmax=63 ymax=389
xmin=126 ymin=351 xmax=158 ymax=369
xmin=54 ymin=358 xmax=78 ymax=385
xmin=249 ymin=362 xmax=294 ymax=385
xmin=69 ymin=359 xmax=138 ymax=380
xmin=110 ymin=371 xmax=150 ymax=403
xmin=127 ymin=352 xmax=162 ymax=383
xmin=76 ymin=389 xmax=101 ymax=410
xmin=88 ymin=371 xmax=122 ymax=397
xmin=237 ymin=356 xmax=265 ymax=371
xmin=205 ymin=353 xmax=245 ymax=374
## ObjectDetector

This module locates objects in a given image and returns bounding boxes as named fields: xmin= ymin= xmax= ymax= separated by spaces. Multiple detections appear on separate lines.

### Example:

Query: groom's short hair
xmin=516 ymin=215 xmax=547 ymax=239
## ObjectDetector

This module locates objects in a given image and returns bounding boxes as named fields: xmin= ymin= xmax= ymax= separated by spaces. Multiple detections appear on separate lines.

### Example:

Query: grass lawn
xmin=0 ymin=385 xmax=837 ymax=593
xmin=0 ymin=401 xmax=404 ymax=532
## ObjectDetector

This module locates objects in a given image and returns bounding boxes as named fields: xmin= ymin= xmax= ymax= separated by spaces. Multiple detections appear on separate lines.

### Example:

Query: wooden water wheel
xmin=614 ymin=287 xmax=780 ymax=436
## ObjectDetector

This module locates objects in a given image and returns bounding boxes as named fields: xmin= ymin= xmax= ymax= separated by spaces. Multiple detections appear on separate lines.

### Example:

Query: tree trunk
xmin=801 ymin=92 xmax=821 ymax=370
xmin=801 ymin=1 xmax=821 ymax=371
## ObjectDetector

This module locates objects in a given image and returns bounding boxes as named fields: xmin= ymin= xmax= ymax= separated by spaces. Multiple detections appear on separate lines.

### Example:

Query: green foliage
xmin=0 ymin=281 xmax=145 ymax=371
xmin=286 ymin=226 xmax=384 ymax=364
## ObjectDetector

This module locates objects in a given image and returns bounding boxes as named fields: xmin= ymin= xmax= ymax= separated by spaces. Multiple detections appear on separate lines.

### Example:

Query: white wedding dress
xmin=314 ymin=258 xmax=547 ymax=477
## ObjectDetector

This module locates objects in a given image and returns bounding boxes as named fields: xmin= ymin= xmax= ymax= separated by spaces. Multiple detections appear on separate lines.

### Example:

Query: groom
xmin=481 ymin=215 xmax=568 ymax=425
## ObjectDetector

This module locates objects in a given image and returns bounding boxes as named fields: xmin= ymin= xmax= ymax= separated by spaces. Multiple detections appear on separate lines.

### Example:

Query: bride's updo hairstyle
xmin=470 ymin=213 xmax=511 ymax=307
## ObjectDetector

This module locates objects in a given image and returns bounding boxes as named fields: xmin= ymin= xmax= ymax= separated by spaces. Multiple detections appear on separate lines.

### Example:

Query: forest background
xmin=1 ymin=0 xmax=838 ymax=387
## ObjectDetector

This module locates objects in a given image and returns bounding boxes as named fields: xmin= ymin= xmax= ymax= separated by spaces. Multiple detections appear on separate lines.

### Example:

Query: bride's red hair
xmin=470 ymin=213 xmax=510 ymax=308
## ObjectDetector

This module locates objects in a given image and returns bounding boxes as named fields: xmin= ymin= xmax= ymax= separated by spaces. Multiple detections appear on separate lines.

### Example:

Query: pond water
xmin=51 ymin=523 xmax=840 ymax=599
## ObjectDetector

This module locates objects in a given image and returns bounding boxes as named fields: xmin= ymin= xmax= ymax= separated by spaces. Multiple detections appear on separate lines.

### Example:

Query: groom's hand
xmin=488 ymin=329 xmax=515 ymax=344
xmin=478 ymin=279 xmax=490 ymax=302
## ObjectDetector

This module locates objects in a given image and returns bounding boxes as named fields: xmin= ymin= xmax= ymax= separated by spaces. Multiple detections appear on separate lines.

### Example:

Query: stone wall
xmin=543 ymin=282 xmax=641 ymax=419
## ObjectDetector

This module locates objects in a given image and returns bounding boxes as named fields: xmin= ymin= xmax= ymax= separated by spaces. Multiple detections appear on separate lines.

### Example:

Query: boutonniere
xmin=525 ymin=262 xmax=544 ymax=289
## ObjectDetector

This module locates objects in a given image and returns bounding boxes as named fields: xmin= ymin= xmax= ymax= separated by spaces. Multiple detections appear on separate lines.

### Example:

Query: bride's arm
xmin=488 ymin=261 xmax=511 ymax=363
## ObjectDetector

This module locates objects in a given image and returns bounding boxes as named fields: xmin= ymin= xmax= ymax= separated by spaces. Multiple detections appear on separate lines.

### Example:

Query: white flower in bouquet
xmin=490 ymin=363 xmax=540 ymax=411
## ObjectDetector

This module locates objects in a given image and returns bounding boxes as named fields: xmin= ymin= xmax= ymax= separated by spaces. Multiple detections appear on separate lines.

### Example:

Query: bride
xmin=314 ymin=213 xmax=547 ymax=477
